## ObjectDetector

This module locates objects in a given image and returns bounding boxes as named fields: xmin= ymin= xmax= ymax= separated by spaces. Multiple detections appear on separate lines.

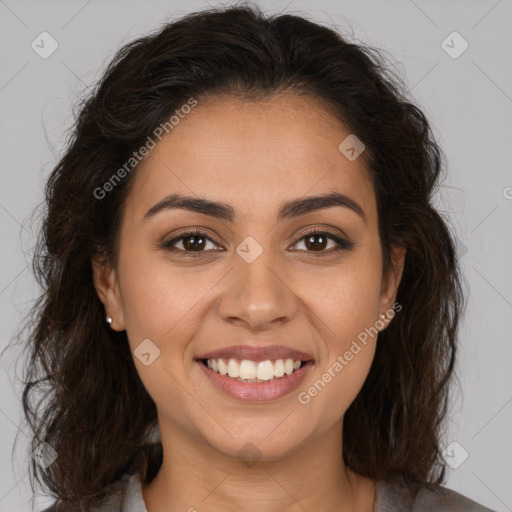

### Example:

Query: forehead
xmin=124 ymin=93 xmax=377 ymax=225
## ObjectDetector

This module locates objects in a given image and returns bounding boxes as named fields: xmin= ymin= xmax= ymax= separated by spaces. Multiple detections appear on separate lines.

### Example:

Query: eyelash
xmin=161 ymin=228 xmax=354 ymax=256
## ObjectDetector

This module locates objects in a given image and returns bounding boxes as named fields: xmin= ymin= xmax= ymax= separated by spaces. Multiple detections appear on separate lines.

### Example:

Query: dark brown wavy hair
xmin=12 ymin=2 xmax=465 ymax=509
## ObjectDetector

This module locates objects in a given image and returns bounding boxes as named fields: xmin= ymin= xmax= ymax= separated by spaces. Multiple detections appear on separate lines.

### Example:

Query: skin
xmin=92 ymin=92 xmax=406 ymax=512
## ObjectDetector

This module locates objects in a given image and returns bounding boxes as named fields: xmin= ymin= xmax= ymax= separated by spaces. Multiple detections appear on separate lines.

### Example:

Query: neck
xmin=141 ymin=419 xmax=376 ymax=512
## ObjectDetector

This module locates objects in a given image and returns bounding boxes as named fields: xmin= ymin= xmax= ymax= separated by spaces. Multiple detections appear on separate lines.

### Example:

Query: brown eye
xmin=161 ymin=229 xmax=221 ymax=253
xmin=304 ymin=232 xmax=330 ymax=251
xmin=181 ymin=234 xmax=207 ymax=251
xmin=292 ymin=229 xmax=353 ymax=254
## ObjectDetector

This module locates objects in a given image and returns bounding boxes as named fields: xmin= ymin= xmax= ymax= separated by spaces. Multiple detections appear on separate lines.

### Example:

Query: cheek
xmin=301 ymin=344 xmax=376 ymax=427
xmin=116 ymin=246 xmax=210 ymax=419
xmin=117 ymin=242 xmax=213 ymax=345
xmin=298 ymin=246 xmax=381 ymax=409
xmin=305 ymin=249 xmax=383 ymax=338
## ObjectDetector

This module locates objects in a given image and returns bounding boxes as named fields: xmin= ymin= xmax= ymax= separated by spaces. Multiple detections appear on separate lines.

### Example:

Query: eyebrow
xmin=143 ymin=191 xmax=366 ymax=224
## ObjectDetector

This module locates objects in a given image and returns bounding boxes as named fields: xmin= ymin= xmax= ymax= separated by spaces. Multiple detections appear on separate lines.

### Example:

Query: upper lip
xmin=195 ymin=344 xmax=315 ymax=362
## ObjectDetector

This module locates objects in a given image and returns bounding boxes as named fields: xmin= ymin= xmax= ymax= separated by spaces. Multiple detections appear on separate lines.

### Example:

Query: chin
xmin=201 ymin=425 xmax=307 ymax=464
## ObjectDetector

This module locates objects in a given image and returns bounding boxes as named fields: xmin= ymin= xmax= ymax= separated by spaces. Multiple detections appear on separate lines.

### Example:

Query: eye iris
xmin=184 ymin=234 xmax=206 ymax=251
xmin=305 ymin=233 xmax=327 ymax=251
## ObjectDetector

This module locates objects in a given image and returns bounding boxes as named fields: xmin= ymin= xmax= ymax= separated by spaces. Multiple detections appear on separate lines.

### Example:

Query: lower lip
xmin=196 ymin=360 xmax=314 ymax=402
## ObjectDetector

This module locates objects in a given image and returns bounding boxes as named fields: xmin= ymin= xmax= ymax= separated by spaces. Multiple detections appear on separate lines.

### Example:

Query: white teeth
xmin=274 ymin=359 xmax=285 ymax=377
xmin=218 ymin=359 xmax=228 ymax=375
xmin=227 ymin=358 xmax=240 ymax=378
xmin=239 ymin=360 xmax=257 ymax=379
xmin=256 ymin=360 xmax=274 ymax=381
xmin=204 ymin=358 xmax=304 ymax=381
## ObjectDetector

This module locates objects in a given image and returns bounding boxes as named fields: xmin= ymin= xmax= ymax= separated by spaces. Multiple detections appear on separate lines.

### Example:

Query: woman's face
xmin=93 ymin=93 xmax=405 ymax=461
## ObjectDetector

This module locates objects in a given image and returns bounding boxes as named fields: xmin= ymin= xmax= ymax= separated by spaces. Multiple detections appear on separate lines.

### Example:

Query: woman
xmin=19 ymin=3 xmax=494 ymax=511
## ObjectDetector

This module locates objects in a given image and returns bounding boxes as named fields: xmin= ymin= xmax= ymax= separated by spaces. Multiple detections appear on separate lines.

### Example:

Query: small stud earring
xmin=106 ymin=317 xmax=113 ymax=325
xmin=377 ymin=313 xmax=387 ymax=332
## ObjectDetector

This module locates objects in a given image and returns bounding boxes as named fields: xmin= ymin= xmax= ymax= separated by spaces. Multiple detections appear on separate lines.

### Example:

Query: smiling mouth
xmin=196 ymin=357 xmax=309 ymax=383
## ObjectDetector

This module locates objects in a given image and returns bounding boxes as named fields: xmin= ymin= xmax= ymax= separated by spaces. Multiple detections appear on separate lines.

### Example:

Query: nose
xmin=216 ymin=244 xmax=298 ymax=331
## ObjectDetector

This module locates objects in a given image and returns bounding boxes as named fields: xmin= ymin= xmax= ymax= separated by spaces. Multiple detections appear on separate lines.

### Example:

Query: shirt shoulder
xmin=41 ymin=474 xmax=497 ymax=512
xmin=40 ymin=473 xmax=136 ymax=512
xmin=374 ymin=478 xmax=497 ymax=512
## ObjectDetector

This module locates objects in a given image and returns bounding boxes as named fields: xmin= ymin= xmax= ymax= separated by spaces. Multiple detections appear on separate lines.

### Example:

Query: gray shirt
xmin=42 ymin=472 xmax=497 ymax=511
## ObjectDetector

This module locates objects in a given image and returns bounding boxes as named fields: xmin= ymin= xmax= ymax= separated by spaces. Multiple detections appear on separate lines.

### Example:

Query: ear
xmin=91 ymin=256 xmax=126 ymax=332
xmin=378 ymin=245 xmax=406 ymax=328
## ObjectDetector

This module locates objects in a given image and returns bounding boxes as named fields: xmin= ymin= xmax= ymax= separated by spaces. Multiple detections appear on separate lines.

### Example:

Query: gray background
xmin=0 ymin=0 xmax=511 ymax=510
